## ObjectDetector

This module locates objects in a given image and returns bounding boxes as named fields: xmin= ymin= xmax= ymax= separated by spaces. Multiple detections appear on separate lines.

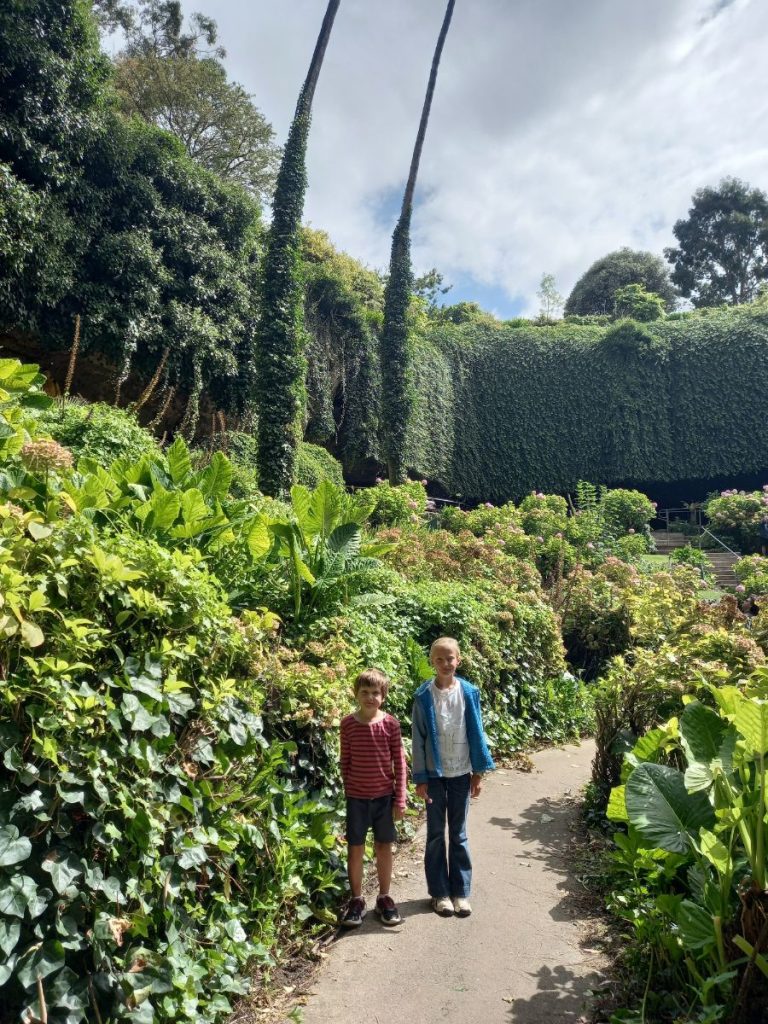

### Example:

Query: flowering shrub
xmin=705 ymin=487 xmax=768 ymax=552
xmin=599 ymin=487 xmax=655 ymax=535
xmin=734 ymin=553 xmax=768 ymax=595
xmin=439 ymin=500 xmax=520 ymax=536
xmin=367 ymin=479 xmax=427 ymax=527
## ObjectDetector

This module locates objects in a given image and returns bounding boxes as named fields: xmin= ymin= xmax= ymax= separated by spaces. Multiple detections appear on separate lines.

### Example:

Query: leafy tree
xmin=381 ymin=0 xmax=456 ymax=484
xmin=664 ymin=177 xmax=768 ymax=307
xmin=565 ymin=247 xmax=677 ymax=316
xmin=413 ymin=267 xmax=452 ymax=310
xmin=255 ymin=0 xmax=342 ymax=497
xmin=113 ymin=53 xmax=280 ymax=199
xmin=613 ymin=283 xmax=665 ymax=322
xmin=536 ymin=272 xmax=564 ymax=321
xmin=0 ymin=0 xmax=110 ymax=325
xmin=95 ymin=0 xmax=220 ymax=58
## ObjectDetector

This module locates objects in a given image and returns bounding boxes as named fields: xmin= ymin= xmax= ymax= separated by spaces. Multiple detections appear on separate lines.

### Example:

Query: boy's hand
xmin=393 ymin=805 xmax=404 ymax=821
xmin=470 ymin=773 xmax=483 ymax=798
xmin=415 ymin=783 xmax=432 ymax=804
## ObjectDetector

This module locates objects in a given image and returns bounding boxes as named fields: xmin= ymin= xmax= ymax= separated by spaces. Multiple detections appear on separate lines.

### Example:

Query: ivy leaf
xmin=0 ymin=824 xmax=31 ymax=866
xmin=15 ymin=939 xmax=66 ymax=990
xmin=41 ymin=851 xmax=84 ymax=894
xmin=177 ymin=844 xmax=207 ymax=869
xmin=0 ymin=875 xmax=48 ymax=919
xmin=0 ymin=918 xmax=20 ymax=957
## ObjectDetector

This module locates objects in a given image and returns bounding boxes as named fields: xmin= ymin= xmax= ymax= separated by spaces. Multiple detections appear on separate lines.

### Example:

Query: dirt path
xmin=298 ymin=739 xmax=605 ymax=1024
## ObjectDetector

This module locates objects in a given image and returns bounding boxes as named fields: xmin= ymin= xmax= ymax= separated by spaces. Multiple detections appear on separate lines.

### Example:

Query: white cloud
xmin=186 ymin=0 xmax=768 ymax=315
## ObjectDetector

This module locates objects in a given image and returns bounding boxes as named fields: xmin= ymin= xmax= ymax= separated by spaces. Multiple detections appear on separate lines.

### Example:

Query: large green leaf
xmin=199 ymin=452 xmax=232 ymax=500
xmin=136 ymin=490 xmax=181 ymax=532
xmin=606 ymin=785 xmax=628 ymax=823
xmin=0 ymin=825 xmax=31 ymax=866
xmin=680 ymin=701 xmax=735 ymax=792
xmin=676 ymin=900 xmax=716 ymax=951
xmin=734 ymin=697 xmax=768 ymax=755
xmin=247 ymin=516 xmax=271 ymax=560
xmin=625 ymin=762 xmax=715 ymax=853
xmin=166 ymin=436 xmax=192 ymax=484
xmin=290 ymin=485 xmax=312 ymax=531
xmin=327 ymin=522 xmax=361 ymax=560
xmin=306 ymin=480 xmax=341 ymax=539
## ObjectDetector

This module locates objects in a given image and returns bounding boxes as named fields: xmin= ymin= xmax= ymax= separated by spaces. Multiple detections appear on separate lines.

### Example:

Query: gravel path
xmin=299 ymin=739 xmax=605 ymax=1024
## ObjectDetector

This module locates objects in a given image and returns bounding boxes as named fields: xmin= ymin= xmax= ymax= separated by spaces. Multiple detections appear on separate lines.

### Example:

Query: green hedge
xmin=393 ymin=305 xmax=768 ymax=501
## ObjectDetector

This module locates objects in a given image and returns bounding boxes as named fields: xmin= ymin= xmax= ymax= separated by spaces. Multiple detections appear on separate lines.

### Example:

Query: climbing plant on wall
xmin=254 ymin=0 xmax=341 ymax=497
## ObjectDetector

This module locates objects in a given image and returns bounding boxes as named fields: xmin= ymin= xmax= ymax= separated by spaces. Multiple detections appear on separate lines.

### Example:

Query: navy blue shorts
xmin=345 ymin=795 xmax=396 ymax=846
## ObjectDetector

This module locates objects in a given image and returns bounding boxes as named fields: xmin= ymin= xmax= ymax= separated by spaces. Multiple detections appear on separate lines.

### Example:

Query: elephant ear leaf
xmin=306 ymin=480 xmax=341 ymax=539
xmin=676 ymin=900 xmax=717 ymax=951
xmin=327 ymin=523 xmax=361 ymax=559
xmin=680 ymin=701 xmax=735 ymax=792
xmin=625 ymin=762 xmax=715 ymax=854
xmin=734 ymin=697 xmax=768 ymax=755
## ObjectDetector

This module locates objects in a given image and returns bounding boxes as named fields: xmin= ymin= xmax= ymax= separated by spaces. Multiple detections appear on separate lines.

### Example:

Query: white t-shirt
xmin=431 ymin=681 xmax=471 ymax=777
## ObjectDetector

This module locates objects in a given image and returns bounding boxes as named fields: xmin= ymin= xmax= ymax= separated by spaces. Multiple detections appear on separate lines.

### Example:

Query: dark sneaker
xmin=374 ymin=894 xmax=402 ymax=926
xmin=340 ymin=897 xmax=366 ymax=928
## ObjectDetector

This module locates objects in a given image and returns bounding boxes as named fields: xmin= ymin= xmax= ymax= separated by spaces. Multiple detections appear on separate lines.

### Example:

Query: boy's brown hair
xmin=353 ymin=667 xmax=390 ymax=699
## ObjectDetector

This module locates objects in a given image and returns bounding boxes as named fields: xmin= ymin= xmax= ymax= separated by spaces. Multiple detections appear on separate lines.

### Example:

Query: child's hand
xmin=393 ymin=805 xmax=404 ymax=821
xmin=415 ymin=783 xmax=432 ymax=804
xmin=470 ymin=773 xmax=483 ymax=798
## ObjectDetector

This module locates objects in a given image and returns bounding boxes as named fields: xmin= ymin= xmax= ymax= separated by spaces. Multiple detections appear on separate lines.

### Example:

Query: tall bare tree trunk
xmin=381 ymin=0 xmax=456 ymax=484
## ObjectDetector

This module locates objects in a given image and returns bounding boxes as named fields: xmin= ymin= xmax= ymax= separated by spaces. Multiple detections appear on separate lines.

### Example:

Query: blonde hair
xmin=430 ymin=636 xmax=461 ymax=657
xmin=353 ymin=667 xmax=390 ymax=699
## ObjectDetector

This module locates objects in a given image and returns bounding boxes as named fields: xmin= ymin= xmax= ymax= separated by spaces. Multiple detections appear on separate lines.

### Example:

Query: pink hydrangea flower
xmin=536 ymin=535 xmax=544 ymax=543
xmin=628 ymin=528 xmax=635 ymax=534
xmin=586 ymin=542 xmax=595 ymax=550
xmin=484 ymin=502 xmax=493 ymax=508
xmin=736 ymin=584 xmax=746 ymax=592
xmin=375 ymin=477 xmax=384 ymax=484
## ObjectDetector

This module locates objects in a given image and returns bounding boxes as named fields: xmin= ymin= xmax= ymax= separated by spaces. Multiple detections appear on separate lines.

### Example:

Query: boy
xmin=339 ymin=668 xmax=407 ymax=927
xmin=412 ymin=637 xmax=495 ymax=917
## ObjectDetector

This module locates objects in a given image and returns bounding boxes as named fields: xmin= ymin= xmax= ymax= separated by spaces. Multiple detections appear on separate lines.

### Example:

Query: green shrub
xmin=0 ymin=515 xmax=344 ymax=1023
xmin=33 ymin=399 xmax=160 ymax=465
xmin=669 ymin=543 xmax=712 ymax=576
xmin=734 ymin=553 xmax=768 ymax=594
xmin=600 ymin=487 xmax=656 ymax=535
xmin=705 ymin=487 xmax=768 ymax=552
xmin=368 ymin=479 xmax=427 ymax=527
xmin=295 ymin=441 xmax=345 ymax=489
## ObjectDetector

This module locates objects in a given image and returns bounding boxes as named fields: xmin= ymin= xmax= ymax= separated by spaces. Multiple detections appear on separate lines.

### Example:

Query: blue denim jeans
xmin=425 ymin=773 xmax=472 ymax=898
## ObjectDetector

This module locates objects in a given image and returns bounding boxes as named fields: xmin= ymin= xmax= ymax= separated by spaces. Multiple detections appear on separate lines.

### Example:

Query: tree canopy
xmin=664 ymin=177 xmax=768 ymax=307
xmin=565 ymin=247 xmax=677 ymax=316
xmin=114 ymin=53 xmax=280 ymax=199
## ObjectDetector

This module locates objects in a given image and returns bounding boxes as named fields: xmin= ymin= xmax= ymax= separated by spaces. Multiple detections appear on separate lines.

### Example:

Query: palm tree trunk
xmin=255 ymin=0 xmax=341 ymax=498
xmin=381 ymin=0 xmax=456 ymax=484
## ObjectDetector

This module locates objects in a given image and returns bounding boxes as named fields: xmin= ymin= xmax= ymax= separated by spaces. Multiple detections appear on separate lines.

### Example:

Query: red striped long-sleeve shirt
xmin=340 ymin=713 xmax=407 ymax=809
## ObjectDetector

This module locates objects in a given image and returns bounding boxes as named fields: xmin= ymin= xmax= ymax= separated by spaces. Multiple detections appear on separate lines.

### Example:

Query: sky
xmin=169 ymin=0 xmax=768 ymax=318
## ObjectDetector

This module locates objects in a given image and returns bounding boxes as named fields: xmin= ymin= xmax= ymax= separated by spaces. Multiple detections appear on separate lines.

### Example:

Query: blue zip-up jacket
xmin=411 ymin=677 xmax=495 ymax=783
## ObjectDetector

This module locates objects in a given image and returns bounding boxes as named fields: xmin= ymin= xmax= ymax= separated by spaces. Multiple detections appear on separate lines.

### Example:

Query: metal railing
xmin=700 ymin=527 xmax=739 ymax=556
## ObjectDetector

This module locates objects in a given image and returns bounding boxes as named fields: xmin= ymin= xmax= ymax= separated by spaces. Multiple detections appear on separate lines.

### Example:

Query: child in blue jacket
xmin=411 ymin=636 xmax=494 ymax=916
